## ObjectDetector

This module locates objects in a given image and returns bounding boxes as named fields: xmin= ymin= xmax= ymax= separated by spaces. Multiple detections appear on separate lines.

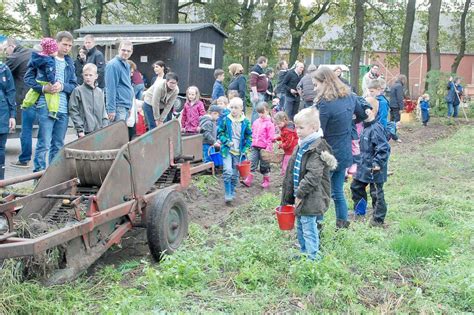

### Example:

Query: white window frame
xmin=198 ymin=43 xmax=215 ymax=69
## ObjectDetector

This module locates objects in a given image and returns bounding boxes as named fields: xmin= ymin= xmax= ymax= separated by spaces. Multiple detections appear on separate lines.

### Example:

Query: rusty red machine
xmin=0 ymin=120 xmax=212 ymax=284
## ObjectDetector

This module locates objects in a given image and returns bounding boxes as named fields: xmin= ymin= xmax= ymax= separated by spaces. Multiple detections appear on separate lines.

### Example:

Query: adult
xmin=249 ymin=56 xmax=269 ymax=123
xmin=128 ymin=60 xmax=145 ymax=100
xmin=312 ymin=66 xmax=368 ymax=228
xmin=142 ymin=72 xmax=179 ymax=129
xmin=297 ymin=64 xmax=317 ymax=108
xmin=361 ymin=64 xmax=380 ymax=96
xmin=24 ymin=31 xmax=77 ymax=172
xmin=282 ymin=61 xmax=304 ymax=121
xmin=275 ymin=60 xmax=289 ymax=107
xmin=83 ymin=35 xmax=106 ymax=88
xmin=228 ymin=63 xmax=246 ymax=101
xmin=334 ymin=66 xmax=352 ymax=90
xmin=105 ymin=40 xmax=134 ymax=122
xmin=74 ymin=47 xmax=87 ymax=85
xmin=0 ymin=63 xmax=16 ymax=179
xmin=4 ymin=38 xmax=34 ymax=168
xmin=388 ymin=74 xmax=406 ymax=123
xmin=150 ymin=60 xmax=168 ymax=87
xmin=446 ymin=77 xmax=463 ymax=118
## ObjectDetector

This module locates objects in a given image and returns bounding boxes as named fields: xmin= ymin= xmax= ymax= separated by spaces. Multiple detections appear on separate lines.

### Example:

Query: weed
xmin=193 ymin=175 xmax=218 ymax=196
xmin=391 ymin=232 xmax=450 ymax=262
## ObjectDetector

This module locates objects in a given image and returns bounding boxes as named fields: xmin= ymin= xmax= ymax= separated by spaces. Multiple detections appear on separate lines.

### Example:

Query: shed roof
xmin=75 ymin=23 xmax=227 ymax=38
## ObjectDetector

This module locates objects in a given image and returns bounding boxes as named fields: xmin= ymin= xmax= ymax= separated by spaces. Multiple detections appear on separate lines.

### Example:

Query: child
xmin=367 ymin=79 xmax=389 ymax=128
xmin=181 ymin=86 xmax=206 ymax=134
xmin=281 ymin=108 xmax=337 ymax=260
xmin=216 ymin=96 xmax=230 ymax=126
xmin=212 ymin=69 xmax=225 ymax=102
xmin=135 ymin=100 xmax=147 ymax=136
xmin=274 ymin=111 xmax=298 ymax=175
xmin=350 ymin=100 xmax=391 ymax=227
xmin=243 ymin=102 xmax=275 ymax=188
xmin=200 ymin=105 xmax=222 ymax=163
xmin=22 ymin=38 xmax=60 ymax=118
xmin=217 ymin=97 xmax=252 ymax=203
xmin=69 ymin=63 xmax=108 ymax=137
xmin=419 ymin=93 xmax=430 ymax=126
xmin=227 ymin=90 xmax=239 ymax=100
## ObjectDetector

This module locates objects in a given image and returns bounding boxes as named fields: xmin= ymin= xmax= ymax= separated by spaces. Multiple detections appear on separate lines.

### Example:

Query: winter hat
xmin=209 ymin=105 xmax=223 ymax=115
xmin=39 ymin=38 xmax=58 ymax=56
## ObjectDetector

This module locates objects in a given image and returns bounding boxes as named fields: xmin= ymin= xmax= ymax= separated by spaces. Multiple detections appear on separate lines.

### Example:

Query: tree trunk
xmin=240 ymin=0 xmax=255 ymax=71
xmin=36 ymin=0 xmax=51 ymax=37
xmin=451 ymin=0 xmax=471 ymax=74
xmin=351 ymin=0 xmax=365 ymax=95
xmin=95 ymin=0 xmax=104 ymax=24
xmin=160 ymin=0 xmax=179 ymax=23
xmin=258 ymin=0 xmax=277 ymax=58
xmin=399 ymin=0 xmax=416 ymax=95
xmin=427 ymin=0 xmax=442 ymax=71
xmin=72 ymin=0 xmax=82 ymax=36
xmin=289 ymin=33 xmax=302 ymax=66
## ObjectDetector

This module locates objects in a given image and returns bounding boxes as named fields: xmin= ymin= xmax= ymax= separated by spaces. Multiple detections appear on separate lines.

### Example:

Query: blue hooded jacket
xmin=27 ymin=51 xmax=56 ymax=84
xmin=0 ymin=64 xmax=16 ymax=134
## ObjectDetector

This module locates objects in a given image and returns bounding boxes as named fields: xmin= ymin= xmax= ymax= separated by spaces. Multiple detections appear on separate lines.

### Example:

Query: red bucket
xmin=275 ymin=205 xmax=295 ymax=230
xmin=236 ymin=160 xmax=251 ymax=178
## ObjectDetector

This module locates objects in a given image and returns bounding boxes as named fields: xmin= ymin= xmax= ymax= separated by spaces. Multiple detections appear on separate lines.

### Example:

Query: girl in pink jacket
xmin=181 ymin=86 xmax=206 ymax=133
xmin=243 ymin=102 xmax=276 ymax=188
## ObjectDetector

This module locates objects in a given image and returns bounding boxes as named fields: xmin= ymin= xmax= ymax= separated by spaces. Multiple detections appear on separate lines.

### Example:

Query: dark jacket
xmin=5 ymin=45 xmax=32 ymax=105
xmin=389 ymin=81 xmax=404 ymax=110
xmin=74 ymin=57 xmax=86 ymax=85
xmin=265 ymin=77 xmax=274 ymax=102
xmin=0 ymin=64 xmax=17 ymax=134
xmin=199 ymin=114 xmax=217 ymax=145
xmin=249 ymin=64 xmax=268 ymax=93
xmin=86 ymin=46 xmax=106 ymax=88
xmin=275 ymin=69 xmax=288 ymax=94
xmin=212 ymin=80 xmax=225 ymax=101
xmin=228 ymin=74 xmax=246 ymax=100
xmin=281 ymin=138 xmax=337 ymax=216
xmin=316 ymin=94 xmax=368 ymax=171
xmin=24 ymin=54 xmax=77 ymax=97
xmin=28 ymin=52 xmax=56 ymax=83
xmin=355 ymin=119 xmax=390 ymax=184
xmin=69 ymin=84 xmax=108 ymax=134
xmin=281 ymin=69 xmax=303 ymax=98
xmin=297 ymin=73 xmax=316 ymax=102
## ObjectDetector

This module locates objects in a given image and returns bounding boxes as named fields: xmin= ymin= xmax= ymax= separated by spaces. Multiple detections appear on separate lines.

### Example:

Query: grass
xmin=1 ymin=123 xmax=473 ymax=313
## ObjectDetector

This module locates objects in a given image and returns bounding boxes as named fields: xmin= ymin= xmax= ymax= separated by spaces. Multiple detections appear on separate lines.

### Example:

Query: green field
xmin=1 ymin=123 xmax=473 ymax=313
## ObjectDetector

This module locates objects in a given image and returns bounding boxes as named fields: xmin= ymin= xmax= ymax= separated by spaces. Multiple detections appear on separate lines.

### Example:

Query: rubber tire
xmin=146 ymin=189 xmax=189 ymax=261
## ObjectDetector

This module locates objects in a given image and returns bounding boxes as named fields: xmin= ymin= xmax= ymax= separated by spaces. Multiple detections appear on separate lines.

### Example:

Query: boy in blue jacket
xmin=350 ymin=100 xmax=391 ymax=227
xmin=212 ymin=69 xmax=225 ymax=102
xmin=367 ymin=79 xmax=389 ymax=128
xmin=419 ymin=94 xmax=430 ymax=126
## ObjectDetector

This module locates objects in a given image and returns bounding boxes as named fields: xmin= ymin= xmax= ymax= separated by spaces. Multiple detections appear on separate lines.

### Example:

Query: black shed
xmin=74 ymin=23 xmax=227 ymax=96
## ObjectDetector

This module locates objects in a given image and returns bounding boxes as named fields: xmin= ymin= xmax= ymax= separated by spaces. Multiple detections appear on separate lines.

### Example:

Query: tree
xmin=350 ymin=0 xmax=365 ymax=94
xmin=427 ymin=0 xmax=442 ymax=72
xmin=451 ymin=0 xmax=472 ymax=73
xmin=160 ymin=0 xmax=179 ymax=23
xmin=288 ymin=0 xmax=331 ymax=65
xmin=35 ymin=0 xmax=51 ymax=37
xmin=399 ymin=0 xmax=416 ymax=93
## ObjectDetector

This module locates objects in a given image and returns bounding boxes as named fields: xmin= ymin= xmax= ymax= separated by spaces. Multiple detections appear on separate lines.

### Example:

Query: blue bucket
xmin=208 ymin=146 xmax=223 ymax=167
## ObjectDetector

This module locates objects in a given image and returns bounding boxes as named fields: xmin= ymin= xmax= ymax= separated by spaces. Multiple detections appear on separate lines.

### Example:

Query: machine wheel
xmin=146 ymin=189 xmax=189 ymax=261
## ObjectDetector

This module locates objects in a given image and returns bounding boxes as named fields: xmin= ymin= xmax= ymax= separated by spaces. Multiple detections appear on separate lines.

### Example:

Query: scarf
xmin=293 ymin=129 xmax=323 ymax=197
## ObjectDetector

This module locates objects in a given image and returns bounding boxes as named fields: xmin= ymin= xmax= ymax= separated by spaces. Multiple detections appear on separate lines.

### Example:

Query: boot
xmin=261 ymin=175 xmax=270 ymax=189
xmin=336 ymin=219 xmax=350 ymax=229
xmin=224 ymin=181 xmax=233 ymax=203
xmin=243 ymin=173 xmax=254 ymax=187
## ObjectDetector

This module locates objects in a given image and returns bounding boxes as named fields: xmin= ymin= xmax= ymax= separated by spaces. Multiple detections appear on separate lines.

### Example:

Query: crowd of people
xmin=0 ymin=31 xmax=467 ymax=261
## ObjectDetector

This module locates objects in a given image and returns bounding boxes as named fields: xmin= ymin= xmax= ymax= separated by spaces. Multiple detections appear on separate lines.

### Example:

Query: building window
xmin=199 ymin=43 xmax=215 ymax=69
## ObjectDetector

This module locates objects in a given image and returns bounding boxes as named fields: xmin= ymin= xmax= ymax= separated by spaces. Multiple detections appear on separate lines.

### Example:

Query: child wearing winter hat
xmin=281 ymin=107 xmax=337 ymax=260
xmin=22 ymin=37 xmax=61 ymax=118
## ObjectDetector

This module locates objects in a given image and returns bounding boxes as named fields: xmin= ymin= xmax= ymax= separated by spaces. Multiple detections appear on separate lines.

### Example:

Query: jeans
xmin=250 ymin=92 xmax=266 ymax=124
xmin=284 ymin=96 xmax=300 ymax=121
xmin=249 ymin=147 xmax=270 ymax=175
xmin=223 ymin=153 xmax=241 ymax=188
xmin=34 ymin=109 xmax=69 ymax=172
xmin=113 ymin=106 xmax=130 ymax=122
xmin=447 ymin=103 xmax=459 ymax=118
xmin=203 ymin=143 xmax=211 ymax=163
xmin=351 ymin=179 xmax=387 ymax=223
xmin=331 ymin=168 xmax=348 ymax=221
xmin=277 ymin=93 xmax=286 ymax=112
xmin=0 ymin=133 xmax=8 ymax=179
xmin=143 ymin=102 xmax=157 ymax=130
xmin=296 ymin=215 xmax=319 ymax=260
xmin=421 ymin=109 xmax=430 ymax=125
xmin=18 ymin=106 xmax=39 ymax=163
xmin=390 ymin=107 xmax=400 ymax=122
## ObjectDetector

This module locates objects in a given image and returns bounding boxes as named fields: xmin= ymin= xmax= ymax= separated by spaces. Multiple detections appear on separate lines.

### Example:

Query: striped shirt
xmin=293 ymin=142 xmax=311 ymax=197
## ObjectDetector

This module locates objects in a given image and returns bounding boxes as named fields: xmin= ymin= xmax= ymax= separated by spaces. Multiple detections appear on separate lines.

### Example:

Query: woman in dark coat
xmin=312 ymin=66 xmax=368 ymax=228
xmin=74 ymin=47 xmax=87 ymax=85
xmin=227 ymin=63 xmax=246 ymax=101
xmin=0 ymin=63 xmax=17 ymax=180
xmin=389 ymin=74 xmax=406 ymax=123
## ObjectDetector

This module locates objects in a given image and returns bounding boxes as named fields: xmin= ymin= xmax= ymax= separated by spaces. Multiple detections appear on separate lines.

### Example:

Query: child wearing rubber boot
xmin=350 ymin=101 xmax=391 ymax=227
xmin=281 ymin=108 xmax=337 ymax=260
xmin=217 ymin=97 xmax=252 ymax=203
xmin=274 ymin=111 xmax=298 ymax=176
xmin=243 ymin=102 xmax=275 ymax=188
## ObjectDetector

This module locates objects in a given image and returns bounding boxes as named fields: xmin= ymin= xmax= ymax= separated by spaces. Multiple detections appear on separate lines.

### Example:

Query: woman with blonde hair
xmin=312 ymin=66 xmax=368 ymax=229
xmin=228 ymin=63 xmax=246 ymax=101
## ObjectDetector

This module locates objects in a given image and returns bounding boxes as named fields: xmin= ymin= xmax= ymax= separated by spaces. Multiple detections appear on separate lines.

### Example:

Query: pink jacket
xmin=251 ymin=116 xmax=275 ymax=150
xmin=181 ymin=100 xmax=206 ymax=133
